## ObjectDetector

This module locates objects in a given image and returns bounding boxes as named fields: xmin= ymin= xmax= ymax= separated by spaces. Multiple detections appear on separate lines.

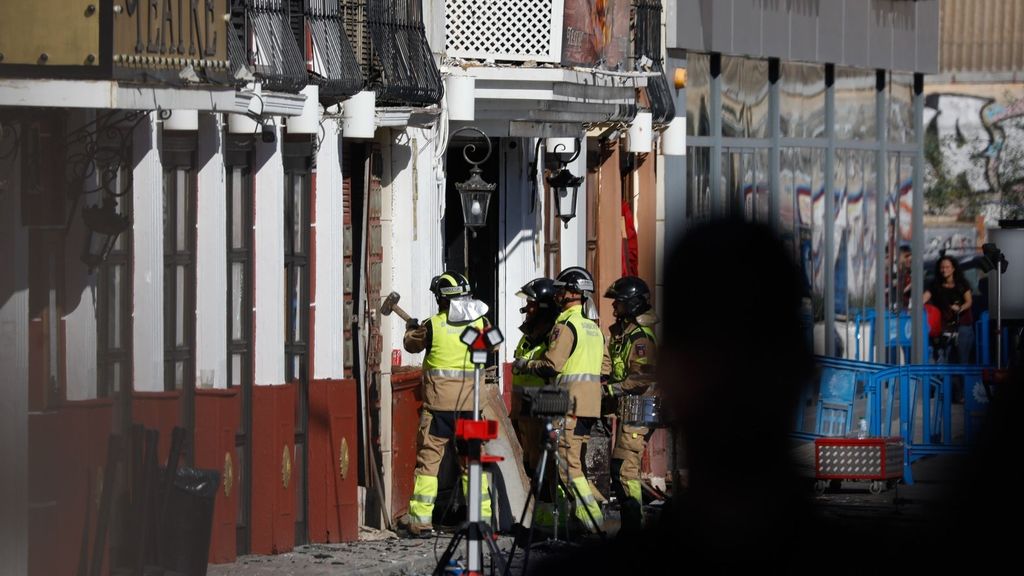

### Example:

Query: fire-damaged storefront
xmin=0 ymin=0 xmax=443 ymax=572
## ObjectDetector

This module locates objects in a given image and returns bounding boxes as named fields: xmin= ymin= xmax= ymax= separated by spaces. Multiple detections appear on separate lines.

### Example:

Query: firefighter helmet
xmin=430 ymin=271 xmax=472 ymax=299
xmin=555 ymin=266 xmax=595 ymax=294
xmin=603 ymin=276 xmax=651 ymax=317
xmin=517 ymin=277 xmax=558 ymax=308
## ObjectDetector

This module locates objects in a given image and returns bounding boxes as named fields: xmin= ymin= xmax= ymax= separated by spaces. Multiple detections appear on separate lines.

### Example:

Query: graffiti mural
xmin=924 ymin=86 xmax=1024 ymax=223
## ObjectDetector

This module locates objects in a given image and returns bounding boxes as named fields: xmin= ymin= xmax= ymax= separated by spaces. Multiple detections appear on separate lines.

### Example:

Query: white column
xmin=559 ymin=138 xmax=587 ymax=269
xmin=0 ymin=122 xmax=29 ymax=575
xmin=133 ymin=113 xmax=164 ymax=392
xmin=254 ymin=124 xmax=285 ymax=386
xmin=64 ymin=200 xmax=96 ymax=400
xmin=388 ymin=130 xmax=412 ymax=356
xmin=394 ymin=127 xmax=446 ymax=365
xmin=313 ymin=118 xmax=345 ymax=379
xmin=378 ymin=129 xmax=397 ymax=523
xmin=499 ymin=137 xmax=541 ymax=364
xmin=196 ymin=113 xmax=228 ymax=389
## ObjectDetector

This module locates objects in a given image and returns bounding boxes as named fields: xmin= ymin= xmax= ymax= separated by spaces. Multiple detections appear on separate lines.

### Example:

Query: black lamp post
xmin=451 ymin=127 xmax=495 ymax=236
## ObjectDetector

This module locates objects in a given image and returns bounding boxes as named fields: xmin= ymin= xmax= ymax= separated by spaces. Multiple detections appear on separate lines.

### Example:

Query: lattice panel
xmin=445 ymin=0 xmax=561 ymax=63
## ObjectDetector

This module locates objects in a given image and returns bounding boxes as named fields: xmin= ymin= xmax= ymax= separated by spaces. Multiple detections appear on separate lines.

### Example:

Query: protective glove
xmin=405 ymin=317 xmax=420 ymax=330
xmin=512 ymin=358 xmax=529 ymax=374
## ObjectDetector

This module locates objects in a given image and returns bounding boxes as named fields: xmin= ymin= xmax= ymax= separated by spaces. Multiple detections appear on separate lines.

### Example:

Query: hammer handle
xmin=391 ymin=304 xmax=412 ymax=323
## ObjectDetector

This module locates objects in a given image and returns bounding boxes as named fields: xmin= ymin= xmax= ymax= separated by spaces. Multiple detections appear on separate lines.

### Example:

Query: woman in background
xmin=923 ymin=255 xmax=974 ymax=366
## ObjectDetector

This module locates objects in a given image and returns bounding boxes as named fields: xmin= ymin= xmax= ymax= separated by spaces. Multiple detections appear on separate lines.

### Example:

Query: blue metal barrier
xmin=851 ymin=310 xmax=996 ymax=367
xmin=892 ymin=364 xmax=989 ymax=484
xmin=976 ymin=311 xmax=990 ymax=366
xmin=794 ymin=357 xmax=994 ymax=485
xmin=852 ymin=310 xmax=930 ymax=364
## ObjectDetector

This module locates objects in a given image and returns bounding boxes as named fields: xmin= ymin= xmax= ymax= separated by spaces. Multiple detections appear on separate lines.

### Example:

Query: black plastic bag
xmin=158 ymin=467 xmax=220 ymax=576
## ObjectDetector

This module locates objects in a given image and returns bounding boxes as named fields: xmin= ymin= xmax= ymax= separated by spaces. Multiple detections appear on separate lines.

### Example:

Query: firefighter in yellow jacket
xmin=513 ymin=266 xmax=605 ymax=534
xmin=399 ymin=272 xmax=492 ymax=537
xmin=602 ymin=276 xmax=658 ymax=535
xmin=511 ymin=277 xmax=560 ymax=474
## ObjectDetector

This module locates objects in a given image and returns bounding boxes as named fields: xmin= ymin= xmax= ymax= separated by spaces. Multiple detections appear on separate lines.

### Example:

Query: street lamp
xmin=451 ymin=127 xmax=495 ymax=235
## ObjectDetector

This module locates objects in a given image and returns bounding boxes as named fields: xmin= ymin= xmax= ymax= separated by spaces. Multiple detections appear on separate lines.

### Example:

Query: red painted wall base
xmin=308 ymin=379 xmax=359 ymax=543
xmin=251 ymin=384 xmax=296 ymax=555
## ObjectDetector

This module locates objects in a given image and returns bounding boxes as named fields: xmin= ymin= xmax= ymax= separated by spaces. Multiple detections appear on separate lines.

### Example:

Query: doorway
xmin=443 ymin=137 xmax=500 ymax=328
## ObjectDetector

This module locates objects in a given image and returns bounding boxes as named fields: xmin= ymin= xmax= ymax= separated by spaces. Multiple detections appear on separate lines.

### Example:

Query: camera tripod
xmin=432 ymin=418 xmax=507 ymax=576
xmin=502 ymin=418 xmax=606 ymax=576
xmin=432 ymin=332 xmax=507 ymax=576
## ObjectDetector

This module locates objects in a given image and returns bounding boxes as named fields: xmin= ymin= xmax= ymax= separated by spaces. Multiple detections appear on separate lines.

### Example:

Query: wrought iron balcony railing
xmin=634 ymin=0 xmax=675 ymax=124
xmin=229 ymin=0 xmax=309 ymax=93
xmin=305 ymin=0 xmax=365 ymax=103
xmin=342 ymin=0 xmax=443 ymax=106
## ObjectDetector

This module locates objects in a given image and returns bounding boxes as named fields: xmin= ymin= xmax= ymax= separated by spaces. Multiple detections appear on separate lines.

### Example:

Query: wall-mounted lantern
xmin=548 ymin=162 xmax=584 ymax=228
xmin=451 ymin=127 xmax=495 ymax=235
xmin=531 ymin=137 xmax=584 ymax=228
xmin=81 ymin=196 xmax=129 ymax=269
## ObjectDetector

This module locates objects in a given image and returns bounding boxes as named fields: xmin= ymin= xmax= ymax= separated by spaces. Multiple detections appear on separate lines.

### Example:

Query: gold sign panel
xmin=339 ymin=436 xmax=350 ymax=481
xmin=111 ymin=0 xmax=230 ymax=73
xmin=0 ymin=0 xmax=100 ymax=66
xmin=223 ymin=452 xmax=234 ymax=498
xmin=281 ymin=444 xmax=292 ymax=489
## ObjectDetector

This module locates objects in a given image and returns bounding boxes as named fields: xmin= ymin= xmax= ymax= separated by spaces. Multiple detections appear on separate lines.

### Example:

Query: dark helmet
xmin=555 ymin=266 xmax=595 ymax=294
xmin=517 ymin=277 xmax=558 ymax=309
xmin=430 ymin=271 xmax=471 ymax=300
xmin=604 ymin=276 xmax=651 ymax=317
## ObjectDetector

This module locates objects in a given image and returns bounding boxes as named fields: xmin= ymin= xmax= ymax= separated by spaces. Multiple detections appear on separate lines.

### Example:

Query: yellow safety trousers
xmin=410 ymin=473 xmax=492 ymax=525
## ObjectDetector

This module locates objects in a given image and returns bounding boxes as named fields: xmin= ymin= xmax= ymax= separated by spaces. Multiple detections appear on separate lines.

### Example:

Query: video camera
xmin=981 ymin=243 xmax=1009 ymax=274
xmin=519 ymin=385 xmax=573 ymax=419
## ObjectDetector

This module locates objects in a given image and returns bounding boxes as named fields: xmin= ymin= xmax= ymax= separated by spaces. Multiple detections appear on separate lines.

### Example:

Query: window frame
xmin=96 ymin=165 xmax=133 ymax=399
xmin=283 ymin=137 xmax=314 ymax=545
xmin=161 ymin=131 xmax=198 ymax=396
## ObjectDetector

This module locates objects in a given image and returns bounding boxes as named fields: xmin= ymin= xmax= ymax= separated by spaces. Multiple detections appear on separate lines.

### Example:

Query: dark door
xmin=443 ymin=138 xmax=500 ymax=329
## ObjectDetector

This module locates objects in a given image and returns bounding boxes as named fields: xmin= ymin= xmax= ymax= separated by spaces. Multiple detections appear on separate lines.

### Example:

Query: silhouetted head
xmin=659 ymin=219 xmax=812 ymax=480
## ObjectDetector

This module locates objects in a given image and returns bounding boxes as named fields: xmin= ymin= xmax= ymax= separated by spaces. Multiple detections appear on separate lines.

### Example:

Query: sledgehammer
xmin=379 ymin=291 xmax=413 ymax=323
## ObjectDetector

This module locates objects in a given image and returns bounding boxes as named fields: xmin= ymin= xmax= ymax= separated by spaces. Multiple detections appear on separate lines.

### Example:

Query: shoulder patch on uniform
xmin=549 ymin=325 xmax=562 ymax=341
xmin=635 ymin=343 xmax=647 ymax=357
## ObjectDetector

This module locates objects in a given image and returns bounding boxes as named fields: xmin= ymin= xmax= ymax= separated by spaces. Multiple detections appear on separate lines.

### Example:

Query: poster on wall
xmin=561 ymin=0 xmax=629 ymax=69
